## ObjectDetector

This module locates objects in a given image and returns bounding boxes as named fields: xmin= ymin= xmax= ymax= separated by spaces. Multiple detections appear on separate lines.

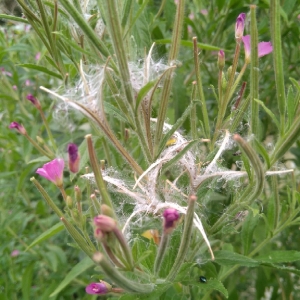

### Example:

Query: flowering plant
xmin=3 ymin=0 xmax=300 ymax=298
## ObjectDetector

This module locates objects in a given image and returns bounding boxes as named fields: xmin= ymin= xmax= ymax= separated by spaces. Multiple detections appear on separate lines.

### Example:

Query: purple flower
xmin=67 ymin=143 xmax=80 ymax=173
xmin=36 ymin=158 xmax=64 ymax=186
xmin=26 ymin=94 xmax=41 ymax=109
xmin=235 ymin=13 xmax=246 ymax=40
xmin=9 ymin=122 xmax=26 ymax=135
xmin=85 ymin=282 xmax=108 ymax=295
xmin=35 ymin=52 xmax=41 ymax=60
xmin=163 ymin=208 xmax=180 ymax=234
xmin=242 ymin=35 xmax=273 ymax=63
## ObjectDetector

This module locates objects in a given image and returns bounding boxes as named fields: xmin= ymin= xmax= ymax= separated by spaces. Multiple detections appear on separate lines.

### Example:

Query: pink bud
xmin=9 ymin=122 xmax=26 ymax=135
xmin=67 ymin=143 xmax=80 ymax=173
xmin=26 ymin=94 xmax=41 ymax=109
xmin=218 ymin=50 xmax=225 ymax=69
xmin=163 ymin=208 xmax=180 ymax=234
xmin=94 ymin=215 xmax=116 ymax=232
xmin=85 ymin=282 xmax=110 ymax=295
xmin=235 ymin=13 xmax=246 ymax=40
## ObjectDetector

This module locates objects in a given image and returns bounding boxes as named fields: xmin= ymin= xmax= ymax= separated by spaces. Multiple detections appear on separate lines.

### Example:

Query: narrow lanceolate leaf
xmin=254 ymin=98 xmax=280 ymax=131
xmin=155 ymin=39 xmax=223 ymax=51
xmin=22 ymin=263 xmax=35 ymax=300
xmin=26 ymin=223 xmax=64 ymax=251
xmin=182 ymin=279 xmax=228 ymax=299
xmin=157 ymin=102 xmax=197 ymax=157
xmin=255 ymin=251 xmax=300 ymax=264
xmin=50 ymin=257 xmax=94 ymax=297
xmin=18 ymin=64 xmax=62 ymax=79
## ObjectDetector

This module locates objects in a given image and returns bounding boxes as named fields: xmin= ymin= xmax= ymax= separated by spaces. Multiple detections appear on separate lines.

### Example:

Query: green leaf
xmin=18 ymin=64 xmax=62 ymax=79
xmin=174 ymin=262 xmax=195 ymax=281
xmin=135 ymin=80 xmax=156 ymax=113
xmin=254 ymin=98 xmax=280 ymax=130
xmin=256 ymin=251 xmax=300 ymax=264
xmin=0 ymin=14 xmax=29 ymax=23
xmin=157 ymin=102 xmax=196 ymax=157
xmin=155 ymin=39 xmax=223 ymax=51
xmin=286 ymin=85 xmax=297 ymax=130
xmin=26 ymin=223 xmax=64 ymax=251
xmin=22 ymin=262 xmax=35 ymax=300
xmin=253 ymin=138 xmax=271 ymax=169
xmin=212 ymin=250 xmax=260 ymax=267
xmin=181 ymin=278 xmax=228 ymax=298
xmin=104 ymin=101 xmax=131 ymax=124
xmin=161 ymin=139 xmax=199 ymax=173
xmin=241 ymin=210 xmax=260 ymax=255
xmin=50 ymin=256 xmax=94 ymax=297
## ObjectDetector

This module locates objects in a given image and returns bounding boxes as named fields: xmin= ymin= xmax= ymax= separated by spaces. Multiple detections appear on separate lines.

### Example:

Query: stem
xmin=85 ymin=135 xmax=115 ymax=215
xmin=213 ymin=42 xmax=241 ymax=145
xmin=25 ymin=133 xmax=55 ymax=159
xmin=250 ymin=5 xmax=259 ymax=138
xmin=154 ymin=233 xmax=170 ymax=276
xmin=39 ymin=108 xmax=57 ymax=151
xmin=101 ymin=0 xmax=134 ymax=107
xmin=166 ymin=195 xmax=196 ymax=281
xmin=153 ymin=0 xmax=185 ymax=156
xmin=93 ymin=252 xmax=154 ymax=293
xmin=270 ymin=0 xmax=286 ymax=136
xmin=193 ymin=37 xmax=210 ymax=139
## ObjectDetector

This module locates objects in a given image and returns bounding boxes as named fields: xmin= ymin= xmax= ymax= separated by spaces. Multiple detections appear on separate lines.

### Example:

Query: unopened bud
xmin=9 ymin=122 xmax=26 ymax=135
xmin=101 ymin=204 xmax=114 ymax=218
xmin=235 ymin=13 xmax=246 ymax=41
xmin=26 ymin=94 xmax=41 ymax=109
xmin=218 ymin=50 xmax=225 ymax=69
xmin=66 ymin=196 xmax=73 ymax=208
xmin=163 ymin=208 xmax=180 ymax=234
xmin=227 ymin=66 xmax=232 ymax=80
xmin=94 ymin=215 xmax=117 ymax=232
xmin=67 ymin=143 xmax=80 ymax=173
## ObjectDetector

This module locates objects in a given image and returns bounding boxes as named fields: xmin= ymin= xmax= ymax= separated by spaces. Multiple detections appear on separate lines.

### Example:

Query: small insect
xmin=165 ymin=135 xmax=177 ymax=147
xmin=199 ymin=276 xmax=207 ymax=283
xmin=233 ymin=151 xmax=242 ymax=156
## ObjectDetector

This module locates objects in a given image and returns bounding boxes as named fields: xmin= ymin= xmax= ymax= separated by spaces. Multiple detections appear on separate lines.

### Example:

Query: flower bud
xmin=163 ymin=208 xmax=180 ymax=234
xmin=85 ymin=281 xmax=112 ymax=295
xmin=235 ymin=13 xmax=246 ymax=41
xmin=94 ymin=215 xmax=117 ymax=232
xmin=26 ymin=94 xmax=41 ymax=109
xmin=9 ymin=122 xmax=26 ymax=135
xmin=66 ymin=196 xmax=73 ymax=209
xmin=67 ymin=143 xmax=80 ymax=173
xmin=218 ymin=50 xmax=225 ymax=69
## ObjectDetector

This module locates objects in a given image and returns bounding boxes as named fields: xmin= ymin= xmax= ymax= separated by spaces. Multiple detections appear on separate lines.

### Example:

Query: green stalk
xmin=166 ymin=195 xmax=196 ymax=281
xmin=270 ymin=0 xmax=286 ymax=136
xmin=154 ymin=233 xmax=170 ymax=276
xmin=213 ymin=42 xmax=241 ymax=146
xmin=250 ymin=5 xmax=259 ymax=138
xmin=39 ymin=108 xmax=57 ymax=151
xmin=85 ymin=135 xmax=115 ymax=215
xmin=270 ymin=113 xmax=300 ymax=166
xmin=31 ymin=177 xmax=64 ymax=217
xmin=190 ymin=83 xmax=197 ymax=140
xmin=61 ymin=217 xmax=96 ymax=258
xmin=93 ymin=252 xmax=154 ymax=293
xmin=153 ymin=0 xmax=185 ymax=156
xmin=193 ymin=37 xmax=210 ymax=139
xmin=59 ymin=0 xmax=112 ymax=59
xmin=101 ymin=0 xmax=134 ymax=107
xmin=25 ymin=133 xmax=55 ymax=159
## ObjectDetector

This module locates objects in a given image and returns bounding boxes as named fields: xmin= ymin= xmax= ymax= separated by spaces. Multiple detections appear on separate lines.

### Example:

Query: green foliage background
xmin=1 ymin=0 xmax=300 ymax=299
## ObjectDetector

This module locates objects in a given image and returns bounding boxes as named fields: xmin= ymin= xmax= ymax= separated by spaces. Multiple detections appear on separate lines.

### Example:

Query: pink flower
xmin=163 ymin=208 xmax=180 ymax=234
xmin=9 ymin=122 xmax=26 ymax=135
xmin=36 ymin=158 xmax=64 ymax=186
xmin=85 ymin=282 xmax=109 ymax=295
xmin=26 ymin=94 xmax=41 ymax=109
xmin=242 ymin=35 xmax=273 ymax=63
xmin=235 ymin=13 xmax=246 ymax=40
xmin=67 ymin=143 xmax=80 ymax=173
xmin=35 ymin=52 xmax=41 ymax=60
xmin=11 ymin=250 xmax=20 ymax=257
